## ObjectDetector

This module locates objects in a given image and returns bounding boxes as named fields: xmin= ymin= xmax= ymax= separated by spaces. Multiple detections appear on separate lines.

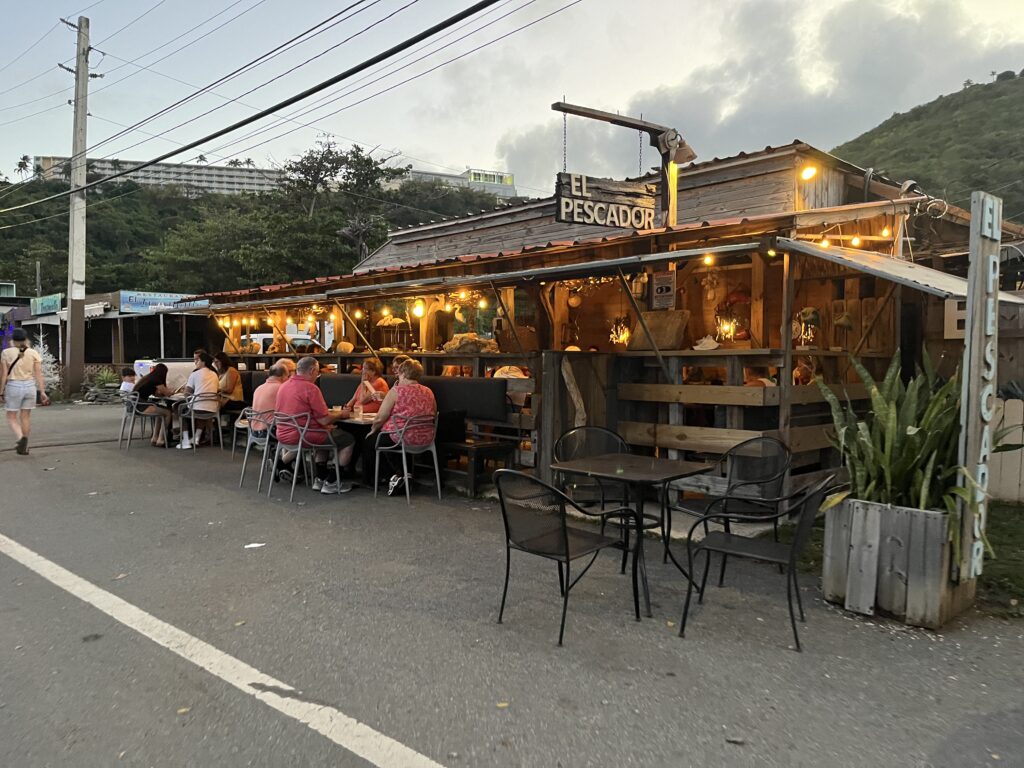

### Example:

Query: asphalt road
xmin=0 ymin=405 xmax=1022 ymax=767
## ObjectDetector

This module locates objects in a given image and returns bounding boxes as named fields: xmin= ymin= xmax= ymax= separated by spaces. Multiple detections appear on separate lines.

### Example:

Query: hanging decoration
xmin=609 ymin=315 xmax=631 ymax=345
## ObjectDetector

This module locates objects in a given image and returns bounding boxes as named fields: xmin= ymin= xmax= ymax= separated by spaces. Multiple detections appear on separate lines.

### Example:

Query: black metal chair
xmin=493 ymin=469 xmax=642 ymax=646
xmin=554 ymin=426 xmax=660 ymax=573
xmin=117 ymin=392 xmax=166 ymax=450
xmin=667 ymin=436 xmax=791 ymax=576
xmin=678 ymin=475 xmax=834 ymax=652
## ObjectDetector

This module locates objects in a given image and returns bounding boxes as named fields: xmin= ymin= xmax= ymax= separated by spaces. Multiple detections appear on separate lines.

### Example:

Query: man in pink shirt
xmin=274 ymin=356 xmax=354 ymax=494
xmin=250 ymin=362 xmax=291 ymax=434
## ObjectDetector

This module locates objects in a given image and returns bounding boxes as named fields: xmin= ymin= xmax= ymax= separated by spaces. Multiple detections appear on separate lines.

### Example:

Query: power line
xmin=91 ymin=0 xmax=168 ymax=47
xmin=90 ymin=0 xmax=393 ymax=160
xmin=0 ymin=0 xmax=507 ymax=216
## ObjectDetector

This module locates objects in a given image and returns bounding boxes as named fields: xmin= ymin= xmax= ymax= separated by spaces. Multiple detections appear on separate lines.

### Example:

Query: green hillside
xmin=833 ymin=73 xmax=1024 ymax=221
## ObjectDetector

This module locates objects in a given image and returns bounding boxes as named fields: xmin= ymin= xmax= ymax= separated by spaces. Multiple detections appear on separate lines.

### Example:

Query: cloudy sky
xmin=1 ymin=0 xmax=1023 ymax=196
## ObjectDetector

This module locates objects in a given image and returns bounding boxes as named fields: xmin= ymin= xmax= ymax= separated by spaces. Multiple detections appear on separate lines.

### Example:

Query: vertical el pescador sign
xmin=958 ymin=191 xmax=1002 ymax=579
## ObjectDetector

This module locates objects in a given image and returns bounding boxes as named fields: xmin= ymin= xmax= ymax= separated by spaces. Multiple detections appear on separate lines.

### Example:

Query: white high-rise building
xmin=34 ymin=156 xmax=284 ymax=196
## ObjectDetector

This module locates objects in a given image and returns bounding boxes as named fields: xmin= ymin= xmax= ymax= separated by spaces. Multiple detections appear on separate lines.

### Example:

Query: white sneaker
xmin=176 ymin=438 xmax=192 ymax=450
xmin=312 ymin=477 xmax=324 ymax=492
xmin=320 ymin=480 xmax=353 ymax=494
xmin=692 ymin=335 xmax=720 ymax=351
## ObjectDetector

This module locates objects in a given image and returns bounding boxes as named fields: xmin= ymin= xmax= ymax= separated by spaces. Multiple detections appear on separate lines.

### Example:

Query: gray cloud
xmin=498 ymin=0 xmax=1024 ymax=193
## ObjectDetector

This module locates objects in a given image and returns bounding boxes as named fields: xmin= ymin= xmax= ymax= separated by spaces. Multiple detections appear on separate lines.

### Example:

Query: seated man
xmin=274 ymin=356 xmax=354 ymax=494
xmin=250 ymin=362 xmax=291 ymax=435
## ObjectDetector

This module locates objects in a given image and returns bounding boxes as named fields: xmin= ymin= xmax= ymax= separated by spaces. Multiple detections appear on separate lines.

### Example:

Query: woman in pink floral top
xmin=364 ymin=359 xmax=437 ymax=493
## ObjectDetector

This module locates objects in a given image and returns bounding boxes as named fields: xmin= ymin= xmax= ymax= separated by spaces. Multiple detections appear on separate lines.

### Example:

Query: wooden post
xmin=750 ymin=252 xmax=767 ymax=347
xmin=538 ymin=350 xmax=561 ymax=485
xmin=113 ymin=317 xmax=123 ymax=364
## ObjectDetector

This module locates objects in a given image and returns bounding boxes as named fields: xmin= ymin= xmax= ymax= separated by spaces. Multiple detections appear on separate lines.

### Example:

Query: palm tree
xmin=226 ymin=159 xmax=243 ymax=167
xmin=243 ymin=158 xmax=255 ymax=168
xmin=196 ymin=154 xmax=208 ymax=165
xmin=15 ymin=154 xmax=31 ymax=179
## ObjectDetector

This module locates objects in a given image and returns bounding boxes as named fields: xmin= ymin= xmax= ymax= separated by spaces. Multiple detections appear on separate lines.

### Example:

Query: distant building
xmin=388 ymin=167 xmax=518 ymax=198
xmin=33 ymin=156 xmax=285 ymax=196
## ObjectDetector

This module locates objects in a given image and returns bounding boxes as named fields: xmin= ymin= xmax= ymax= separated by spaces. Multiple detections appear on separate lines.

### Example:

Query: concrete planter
xmin=822 ymin=499 xmax=974 ymax=629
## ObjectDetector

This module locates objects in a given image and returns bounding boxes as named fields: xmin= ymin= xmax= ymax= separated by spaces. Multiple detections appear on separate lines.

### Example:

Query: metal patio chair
xmin=373 ymin=413 xmax=442 ymax=504
xmin=117 ymin=392 xmax=165 ymax=451
xmin=679 ymin=475 xmax=834 ymax=652
xmin=237 ymin=408 xmax=275 ymax=492
xmin=177 ymin=392 xmax=224 ymax=452
xmin=493 ymin=469 xmax=642 ymax=646
xmin=265 ymin=413 xmax=311 ymax=503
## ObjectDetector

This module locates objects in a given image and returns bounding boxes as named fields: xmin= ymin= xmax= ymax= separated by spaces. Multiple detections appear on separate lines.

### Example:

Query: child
xmin=119 ymin=368 xmax=137 ymax=394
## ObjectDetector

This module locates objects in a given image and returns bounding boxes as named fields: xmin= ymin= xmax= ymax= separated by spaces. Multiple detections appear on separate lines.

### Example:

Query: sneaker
xmin=692 ymin=335 xmax=720 ymax=351
xmin=176 ymin=438 xmax=192 ymax=450
xmin=387 ymin=474 xmax=406 ymax=497
xmin=321 ymin=480 xmax=353 ymax=494
xmin=15 ymin=437 xmax=28 ymax=455
xmin=277 ymin=468 xmax=293 ymax=484
xmin=312 ymin=477 xmax=324 ymax=492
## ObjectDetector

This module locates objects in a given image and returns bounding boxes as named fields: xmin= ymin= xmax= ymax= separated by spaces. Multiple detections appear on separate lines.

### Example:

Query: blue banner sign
xmin=30 ymin=293 xmax=63 ymax=315
xmin=119 ymin=291 xmax=191 ymax=313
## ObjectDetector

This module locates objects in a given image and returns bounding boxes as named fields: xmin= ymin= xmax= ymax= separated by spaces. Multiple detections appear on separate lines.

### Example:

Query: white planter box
xmin=822 ymin=499 xmax=974 ymax=629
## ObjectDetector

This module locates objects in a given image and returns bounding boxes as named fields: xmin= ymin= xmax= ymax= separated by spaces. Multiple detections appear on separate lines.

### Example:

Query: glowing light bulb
xmin=820 ymin=237 xmax=831 ymax=248
xmin=286 ymin=316 xmax=293 ymax=324
xmin=444 ymin=303 xmax=453 ymax=313
xmin=458 ymin=290 xmax=467 ymax=300
xmin=412 ymin=301 xmax=425 ymax=318
xmin=307 ymin=315 xmax=314 ymax=325
xmin=766 ymin=248 xmax=777 ymax=258
xmin=232 ymin=319 xmax=240 ymax=327
xmin=702 ymin=254 xmax=715 ymax=266
xmin=881 ymin=226 xmax=891 ymax=238
xmin=353 ymin=309 xmax=364 ymax=320
xmin=850 ymin=236 xmax=861 ymax=247
xmin=477 ymin=298 xmax=488 ymax=310
xmin=800 ymin=165 xmax=817 ymax=181
xmin=381 ymin=306 xmax=391 ymax=317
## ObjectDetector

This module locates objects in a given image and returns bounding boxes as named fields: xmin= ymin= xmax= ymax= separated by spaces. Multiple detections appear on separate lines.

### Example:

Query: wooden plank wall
xmin=990 ymin=398 xmax=1024 ymax=502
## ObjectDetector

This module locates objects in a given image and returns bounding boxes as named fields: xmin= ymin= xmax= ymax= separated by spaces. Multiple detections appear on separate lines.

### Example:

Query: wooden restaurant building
xmin=176 ymin=138 xmax=1024 ymax=486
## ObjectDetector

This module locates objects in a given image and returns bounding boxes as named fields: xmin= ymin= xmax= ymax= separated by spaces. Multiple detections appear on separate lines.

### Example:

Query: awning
xmin=780 ymin=238 xmax=1024 ymax=304
xmin=325 ymin=243 xmax=760 ymax=302
xmin=56 ymin=302 xmax=109 ymax=320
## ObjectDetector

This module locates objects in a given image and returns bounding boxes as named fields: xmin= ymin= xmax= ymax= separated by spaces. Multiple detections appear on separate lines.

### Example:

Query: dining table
xmin=550 ymin=453 xmax=712 ymax=617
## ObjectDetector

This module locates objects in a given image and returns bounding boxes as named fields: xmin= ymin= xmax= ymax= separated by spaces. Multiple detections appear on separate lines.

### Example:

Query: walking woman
xmin=0 ymin=328 xmax=50 ymax=455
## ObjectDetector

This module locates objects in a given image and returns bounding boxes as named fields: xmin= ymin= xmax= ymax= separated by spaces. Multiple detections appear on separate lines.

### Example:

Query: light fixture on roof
xmin=800 ymin=165 xmax=818 ymax=181
xmin=850 ymin=236 xmax=862 ymax=247
xmin=353 ymin=309 xmax=364 ymax=320
xmin=881 ymin=226 xmax=892 ymax=238
xmin=412 ymin=300 xmax=425 ymax=318
xmin=702 ymin=254 xmax=715 ymax=266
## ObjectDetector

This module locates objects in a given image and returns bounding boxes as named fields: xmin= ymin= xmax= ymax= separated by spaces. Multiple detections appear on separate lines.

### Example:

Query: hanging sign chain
xmin=562 ymin=94 xmax=567 ymax=173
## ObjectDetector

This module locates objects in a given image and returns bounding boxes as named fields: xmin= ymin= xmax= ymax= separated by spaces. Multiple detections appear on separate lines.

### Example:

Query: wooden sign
xmin=555 ymin=173 xmax=656 ymax=229
xmin=957 ymin=191 xmax=1002 ymax=579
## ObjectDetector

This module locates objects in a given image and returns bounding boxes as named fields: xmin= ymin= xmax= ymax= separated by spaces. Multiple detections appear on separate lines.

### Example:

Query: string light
xmin=702 ymin=254 xmax=715 ymax=266
xmin=477 ymin=298 xmax=488 ymax=310
xmin=820 ymin=237 xmax=831 ymax=248
xmin=353 ymin=309 xmax=364 ymax=320
xmin=443 ymin=302 xmax=453 ymax=312
xmin=286 ymin=316 xmax=294 ymax=324
xmin=232 ymin=319 xmax=240 ymax=327
xmin=850 ymin=236 xmax=861 ymax=247
xmin=381 ymin=306 xmax=391 ymax=317
xmin=881 ymin=226 xmax=892 ymax=238
xmin=412 ymin=300 xmax=425 ymax=318
xmin=458 ymin=290 xmax=468 ymax=300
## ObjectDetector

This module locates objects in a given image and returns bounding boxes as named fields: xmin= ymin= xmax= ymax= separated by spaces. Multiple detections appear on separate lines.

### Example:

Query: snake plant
xmin=816 ymin=353 xmax=972 ymax=518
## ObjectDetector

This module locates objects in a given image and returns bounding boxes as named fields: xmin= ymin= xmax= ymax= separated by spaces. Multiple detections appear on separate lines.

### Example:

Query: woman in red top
xmin=363 ymin=359 xmax=436 ymax=494
xmin=344 ymin=357 xmax=389 ymax=414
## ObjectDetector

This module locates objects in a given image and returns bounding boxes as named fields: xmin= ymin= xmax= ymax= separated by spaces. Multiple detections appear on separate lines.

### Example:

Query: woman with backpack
xmin=0 ymin=328 xmax=50 ymax=455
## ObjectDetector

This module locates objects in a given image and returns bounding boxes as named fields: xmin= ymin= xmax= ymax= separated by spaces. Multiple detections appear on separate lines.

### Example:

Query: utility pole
xmin=35 ymin=260 xmax=41 ymax=297
xmin=64 ymin=15 xmax=90 ymax=395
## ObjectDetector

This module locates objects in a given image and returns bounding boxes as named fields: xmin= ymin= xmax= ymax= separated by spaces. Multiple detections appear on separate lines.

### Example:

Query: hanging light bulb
xmin=381 ymin=306 xmax=391 ymax=317
xmin=286 ymin=316 xmax=294 ymax=324
xmin=800 ymin=165 xmax=818 ymax=181
xmin=444 ymin=302 xmax=453 ymax=313
xmin=850 ymin=236 xmax=862 ymax=247
xmin=307 ymin=314 xmax=314 ymax=326
xmin=353 ymin=309 xmax=364 ymax=320
xmin=232 ymin=319 xmax=240 ymax=327
xmin=881 ymin=226 xmax=892 ymax=238
xmin=820 ymin=237 xmax=831 ymax=248
xmin=477 ymin=297 xmax=488 ymax=310
xmin=702 ymin=254 xmax=715 ymax=266
xmin=412 ymin=301 xmax=425 ymax=318
xmin=458 ymin=290 xmax=467 ymax=300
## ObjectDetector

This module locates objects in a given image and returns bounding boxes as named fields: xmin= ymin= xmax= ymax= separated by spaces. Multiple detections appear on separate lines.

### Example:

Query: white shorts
xmin=4 ymin=380 xmax=37 ymax=411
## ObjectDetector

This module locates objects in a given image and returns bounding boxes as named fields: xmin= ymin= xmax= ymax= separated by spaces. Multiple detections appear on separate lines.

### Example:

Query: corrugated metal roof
xmin=780 ymin=238 xmax=1024 ymax=304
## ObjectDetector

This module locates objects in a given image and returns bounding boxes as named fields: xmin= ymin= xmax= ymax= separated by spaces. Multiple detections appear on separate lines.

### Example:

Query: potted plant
xmin=816 ymin=353 xmax=981 ymax=629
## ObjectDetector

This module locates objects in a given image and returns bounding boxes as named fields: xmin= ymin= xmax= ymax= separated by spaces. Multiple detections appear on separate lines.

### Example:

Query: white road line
xmin=0 ymin=532 xmax=443 ymax=768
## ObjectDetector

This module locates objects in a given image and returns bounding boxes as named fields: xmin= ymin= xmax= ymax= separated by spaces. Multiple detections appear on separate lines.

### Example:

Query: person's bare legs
xmin=19 ymin=410 xmax=31 ymax=439
xmin=5 ymin=411 xmax=23 ymax=441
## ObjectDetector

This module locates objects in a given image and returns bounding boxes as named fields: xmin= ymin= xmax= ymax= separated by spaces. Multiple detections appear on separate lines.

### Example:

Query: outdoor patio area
xmin=1 ymin=404 xmax=1021 ymax=767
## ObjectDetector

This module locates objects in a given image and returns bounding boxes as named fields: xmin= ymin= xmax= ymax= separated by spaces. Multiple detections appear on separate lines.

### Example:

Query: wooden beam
xmin=750 ymin=252 xmax=766 ymax=348
xmin=619 ymin=420 xmax=763 ymax=453
xmin=779 ymin=252 xmax=797 ymax=451
xmin=618 ymin=382 xmax=779 ymax=406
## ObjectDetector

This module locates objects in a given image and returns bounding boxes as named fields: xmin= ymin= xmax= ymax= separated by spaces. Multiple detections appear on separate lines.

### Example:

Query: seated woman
xmin=344 ymin=357 xmax=389 ymax=413
xmin=214 ymin=352 xmax=245 ymax=416
xmin=132 ymin=363 xmax=172 ymax=447
xmin=361 ymin=359 xmax=437 ymax=495
xmin=176 ymin=352 xmax=221 ymax=449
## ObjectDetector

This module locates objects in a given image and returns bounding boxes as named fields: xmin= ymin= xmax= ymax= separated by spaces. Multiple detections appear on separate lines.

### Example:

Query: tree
xmin=383 ymin=178 xmax=499 ymax=229
xmin=14 ymin=154 xmax=31 ymax=179
xmin=963 ymin=79 xmax=974 ymax=89
xmin=996 ymin=70 xmax=1017 ymax=82
xmin=196 ymin=154 xmax=208 ymax=165
xmin=226 ymin=159 xmax=244 ymax=167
